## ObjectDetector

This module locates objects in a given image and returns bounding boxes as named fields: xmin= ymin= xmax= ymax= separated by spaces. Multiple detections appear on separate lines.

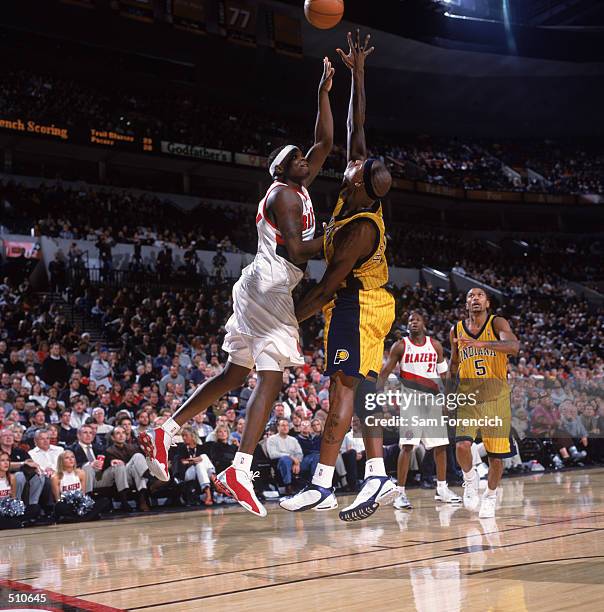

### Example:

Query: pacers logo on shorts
xmin=334 ymin=349 xmax=349 ymax=364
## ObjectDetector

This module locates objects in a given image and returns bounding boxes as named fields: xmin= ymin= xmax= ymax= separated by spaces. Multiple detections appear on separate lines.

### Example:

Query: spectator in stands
xmin=266 ymin=419 xmax=303 ymax=495
xmin=202 ymin=424 xmax=237 ymax=475
xmin=159 ymin=365 xmax=185 ymax=396
xmin=58 ymin=409 xmax=77 ymax=446
xmin=70 ymin=398 xmax=89 ymax=430
xmin=0 ymin=428 xmax=44 ymax=507
xmin=173 ymin=426 xmax=214 ymax=506
xmin=296 ymin=419 xmax=321 ymax=482
xmin=90 ymin=347 xmax=112 ymax=390
xmin=29 ymin=429 xmax=63 ymax=477
xmin=48 ymin=253 xmax=66 ymax=293
xmin=102 ymin=425 xmax=151 ymax=512
xmin=40 ymin=343 xmax=69 ymax=388
xmin=24 ymin=408 xmax=47 ymax=444
xmin=340 ymin=416 xmax=366 ymax=492
xmin=92 ymin=407 xmax=113 ymax=437
xmin=238 ymin=375 xmax=256 ymax=415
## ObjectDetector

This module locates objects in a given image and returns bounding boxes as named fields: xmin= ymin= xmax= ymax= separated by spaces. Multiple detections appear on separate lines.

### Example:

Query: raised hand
xmin=336 ymin=29 xmax=374 ymax=71
xmin=319 ymin=56 xmax=335 ymax=93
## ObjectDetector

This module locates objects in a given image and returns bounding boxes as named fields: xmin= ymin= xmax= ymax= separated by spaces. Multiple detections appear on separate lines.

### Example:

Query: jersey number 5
xmin=474 ymin=359 xmax=487 ymax=377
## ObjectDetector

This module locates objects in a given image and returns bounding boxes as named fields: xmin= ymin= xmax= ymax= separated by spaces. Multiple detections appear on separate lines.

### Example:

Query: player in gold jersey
xmin=448 ymin=288 xmax=519 ymax=519
xmin=281 ymin=30 xmax=397 ymax=520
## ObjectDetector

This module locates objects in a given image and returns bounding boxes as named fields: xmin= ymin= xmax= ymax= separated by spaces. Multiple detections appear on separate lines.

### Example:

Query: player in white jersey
xmin=378 ymin=311 xmax=461 ymax=510
xmin=138 ymin=57 xmax=335 ymax=517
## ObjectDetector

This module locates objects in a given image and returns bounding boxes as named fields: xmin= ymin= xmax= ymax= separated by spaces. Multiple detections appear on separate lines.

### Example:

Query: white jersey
xmin=0 ymin=476 xmax=10 ymax=498
xmin=399 ymin=336 xmax=440 ymax=394
xmin=222 ymin=181 xmax=315 ymax=370
xmin=60 ymin=471 xmax=82 ymax=495
xmin=243 ymin=181 xmax=316 ymax=293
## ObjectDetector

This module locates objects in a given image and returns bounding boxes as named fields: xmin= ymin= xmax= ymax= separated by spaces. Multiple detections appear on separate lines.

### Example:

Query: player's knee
xmin=354 ymin=378 xmax=377 ymax=422
xmin=401 ymin=445 xmax=414 ymax=454
xmin=456 ymin=440 xmax=472 ymax=453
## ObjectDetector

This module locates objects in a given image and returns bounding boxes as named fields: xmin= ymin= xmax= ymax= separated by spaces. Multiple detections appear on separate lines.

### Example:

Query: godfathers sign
xmin=160 ymin=141 xmax=232 ymax=162
xmin=0 ymin=118 xmax=69 ymax=140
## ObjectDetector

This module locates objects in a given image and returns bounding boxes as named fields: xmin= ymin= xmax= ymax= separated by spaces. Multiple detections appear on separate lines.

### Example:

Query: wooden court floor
xmin=2 ymin=468 xmax=604 ymax=612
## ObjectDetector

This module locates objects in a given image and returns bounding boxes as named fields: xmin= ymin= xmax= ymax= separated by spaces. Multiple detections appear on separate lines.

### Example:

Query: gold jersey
xmin=455 ymin=314 xmax=509 ymax=401
xmin=323 ymin=192 xmax=389 ymax=291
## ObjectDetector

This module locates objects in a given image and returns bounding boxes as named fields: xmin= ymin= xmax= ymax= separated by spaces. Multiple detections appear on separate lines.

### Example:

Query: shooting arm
xmin=306 ymin=58 xmax=335 ymax=185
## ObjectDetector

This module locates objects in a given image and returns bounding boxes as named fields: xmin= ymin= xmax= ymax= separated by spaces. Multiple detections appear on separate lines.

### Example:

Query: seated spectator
xmin=340 ymin=416 xmax=366 ymax=492
xmin=267 ymin=403 xmax=289 ymax=430
xmin=202 ymin=425 xmax=237 ymax=474
xmin=205 ymin=415 xmax=229 ymax=442
xmin=266 ymin=419 xmax=303 ymax=495
xmin=29 ymin=429 xmax=63 ymax=478
xmin=295 ymin=420 xmax=321 ymax=481
xmin=115 ymin=416 xmax=137 ymax=445
xmin=237 ymin=376 xmax=256 ymax=415
xmin=191 ymin=412 xmax=213 ymax=440
xmin=173 ymin=426 xmax=214 ymax=505
xmin=58 ymin=409 xmax=77 ymax=447
xmin=90 ymin=347 xmax=112 ymax=390
xmin=101 ymin=426 xmax=151 ymax=512
xmin=24 ymin=408 xmax=48 ymax=444
xmin=0 ymin=428 xmax=44 ymax=508
xmin=133 ymin=408 xmax=151 ymax=437
xmin=70 ymin=398 xmax=89 ymax=430
xmin=92 ymin=407 xmax=114 ymax=437
xmin=229 ymin=418 xmax=245 ymax=447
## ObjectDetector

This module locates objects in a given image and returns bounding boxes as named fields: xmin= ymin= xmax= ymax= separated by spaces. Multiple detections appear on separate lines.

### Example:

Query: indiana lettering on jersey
xmin=460 ymin=346 xmax=497 ymax=361
xmin=403 ymin=352 xmax=437 ymax=364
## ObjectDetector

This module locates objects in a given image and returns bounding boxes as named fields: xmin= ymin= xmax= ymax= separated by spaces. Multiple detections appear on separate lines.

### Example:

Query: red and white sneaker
xmin=138 ymin=428 xmax=172 ymax=482
xmin=215 ymin=466 xmax=267 ymax=518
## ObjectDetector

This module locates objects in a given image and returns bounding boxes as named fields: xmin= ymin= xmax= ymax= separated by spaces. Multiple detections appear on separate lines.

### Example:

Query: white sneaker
xmin=462 ymin=474 xmax=480 ymax=511
xmin=478 ymin=494 xmax=497 ymax=518
xmin=216 ymin=466 xmax=267 ymax=517
xmin=138 ymin=428 xmax=174 ymax=481
xmin=339 ymin=476 xmax=398 ymax=522
xmin=279 ymin=483 xmax=337 ymax=512
xmin=435 ymin=484 xmax=462 ymax=504
xmin=393 ymin=489 xmax=413 ymax=510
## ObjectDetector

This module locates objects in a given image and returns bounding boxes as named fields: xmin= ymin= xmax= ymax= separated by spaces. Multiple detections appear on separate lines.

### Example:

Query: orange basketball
xmin=304 ymin=0 xmax=344 ymax=30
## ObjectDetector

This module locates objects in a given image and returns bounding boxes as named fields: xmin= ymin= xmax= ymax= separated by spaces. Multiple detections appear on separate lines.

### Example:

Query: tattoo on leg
xmin=324 ymin=411 xmax=341 ymax=444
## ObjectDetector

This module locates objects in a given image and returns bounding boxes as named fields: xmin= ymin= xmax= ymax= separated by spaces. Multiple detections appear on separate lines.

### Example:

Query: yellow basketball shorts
xmin=454 ymin=394 xmax=514 ymax=458
xmin=323 ymin=286 xmax=395 ymax=379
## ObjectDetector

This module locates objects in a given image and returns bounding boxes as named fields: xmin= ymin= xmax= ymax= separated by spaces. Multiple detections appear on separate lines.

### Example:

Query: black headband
xmin=363 ymin=158 xmax=379 ymax=201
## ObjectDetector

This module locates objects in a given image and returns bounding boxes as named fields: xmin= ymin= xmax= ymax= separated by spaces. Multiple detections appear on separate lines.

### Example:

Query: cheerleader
xmin=51 ymin=451 xmax=109 ymax=522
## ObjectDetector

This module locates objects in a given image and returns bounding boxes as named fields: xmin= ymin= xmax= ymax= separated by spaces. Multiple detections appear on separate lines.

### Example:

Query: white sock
xmin=437 ymin=480 xmax=447 ymax=489
xmin=233 ymin=452 xmax=253 ymax=473
xmin=365 ymin=458 xmax=386 ymax=478
xmin=485 ymin=487 xmax=497 ymax=498
xmin=398 ymin=485 xmax=405 ymax=494
xmin=312 ymin=463 xmax=334 ymax=488
xmin=463 ymin=468 xmax=477 ymax=481
xmin=161 ymin=417 xmax=180 ymax=437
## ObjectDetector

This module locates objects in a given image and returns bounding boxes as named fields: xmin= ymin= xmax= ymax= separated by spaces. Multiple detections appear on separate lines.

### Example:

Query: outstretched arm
xmin=305 ymin=58 xmax=335 ymax=186
xmin=295 ymin=220 xmax=376 ymax=322
xmin=268 ymin=188 xmax=323 ymax=264
xmin=337 ymin=30 xmax=374 ymax=162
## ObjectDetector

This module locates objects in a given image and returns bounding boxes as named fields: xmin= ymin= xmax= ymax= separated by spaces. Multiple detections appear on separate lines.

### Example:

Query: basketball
xmin=304 ymin=0 xmax=344 ymax=30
